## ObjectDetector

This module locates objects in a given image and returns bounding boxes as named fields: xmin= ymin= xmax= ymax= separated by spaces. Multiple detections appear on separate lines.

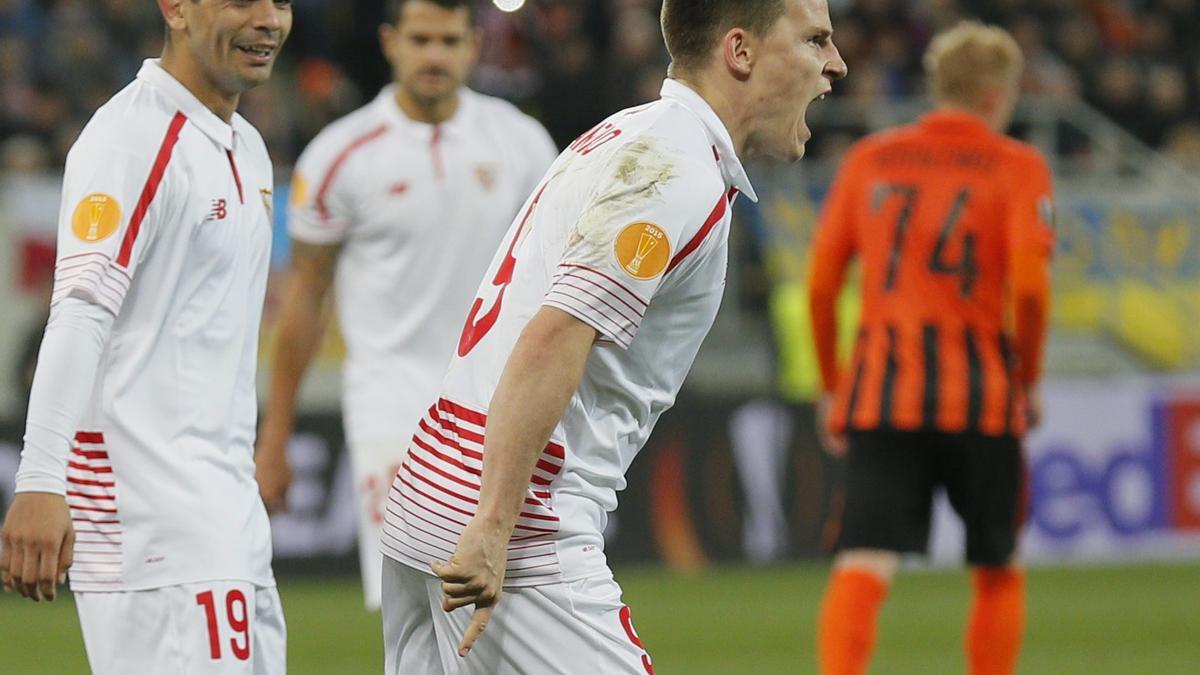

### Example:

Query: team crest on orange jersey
xmin=614 ymin=222 xmax=671 ymax=280
xmin=474 ymin=163 xmax=496 ymax=192
xmin=71 ymin=193 xmax=121 ymax=243
xmin=1038 ymin=195 xmax=1056 ymax=232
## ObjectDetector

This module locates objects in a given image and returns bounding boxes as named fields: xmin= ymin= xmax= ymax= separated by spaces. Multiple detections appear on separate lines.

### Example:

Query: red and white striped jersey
xmin=49 ymin=60 xmax=275 ymax=591
xmin=382 ymin=79 xmax=757 ymax=586
xmin=288 ymin=86 xmax=556 ymax=449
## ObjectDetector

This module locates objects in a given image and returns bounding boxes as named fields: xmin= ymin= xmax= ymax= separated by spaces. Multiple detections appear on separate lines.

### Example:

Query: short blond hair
xmin=924 ymin=21 xmax=1023 ymax=108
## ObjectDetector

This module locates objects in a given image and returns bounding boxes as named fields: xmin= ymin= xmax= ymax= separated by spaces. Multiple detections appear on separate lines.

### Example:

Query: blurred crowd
xmin=1 ymin=0 xmax=1199 ymax=174
xmin=2 ymin=1 xmax=1200 ymax=172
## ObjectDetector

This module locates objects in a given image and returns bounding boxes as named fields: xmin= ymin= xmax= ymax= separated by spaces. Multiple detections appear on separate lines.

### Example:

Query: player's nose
xmin=825 ymin=43 xmax=848 ymax=81
xmin=250 ymin=0 xmax=285 ymax=32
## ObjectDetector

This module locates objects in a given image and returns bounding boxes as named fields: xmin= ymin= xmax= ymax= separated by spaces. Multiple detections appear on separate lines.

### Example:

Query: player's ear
xmin=379 ymin=23 xmax=398 ymax=63
xmin=157 ymin=0 xmax=187 ymax=33
xmin=721 ymin=28 xmax=753 ymax=81
xmin=470 ymin=27 xmax=484 ymax=64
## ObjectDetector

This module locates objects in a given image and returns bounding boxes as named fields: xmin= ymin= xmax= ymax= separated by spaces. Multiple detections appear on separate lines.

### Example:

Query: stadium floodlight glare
xmin=493 ymin=0 xmax=525 ymax=12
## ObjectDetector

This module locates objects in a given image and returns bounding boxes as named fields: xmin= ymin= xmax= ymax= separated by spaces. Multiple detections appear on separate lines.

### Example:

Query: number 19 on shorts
xmin=196 ymin=589 xmax=251 ymax=661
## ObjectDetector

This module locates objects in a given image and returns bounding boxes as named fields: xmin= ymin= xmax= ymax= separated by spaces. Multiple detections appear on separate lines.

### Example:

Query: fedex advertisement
xmin=931 ymin=377 xmax=1200 ymax=563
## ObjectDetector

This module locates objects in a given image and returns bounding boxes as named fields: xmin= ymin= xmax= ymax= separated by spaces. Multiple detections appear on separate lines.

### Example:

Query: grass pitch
xmin=0 ymin=562 xmax=1196 ymax=673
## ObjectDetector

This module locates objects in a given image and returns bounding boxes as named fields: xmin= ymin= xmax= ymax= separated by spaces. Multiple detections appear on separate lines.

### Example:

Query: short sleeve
xmin=542 ymin=148 xmax=725 ymax=349
xmin=287 ymin=125 xmax=375 ymax=245
xmin=52 ymin=112 xmax=187 ymax=316
xmin=1008 ymin=148 xmax=1056 ymax=258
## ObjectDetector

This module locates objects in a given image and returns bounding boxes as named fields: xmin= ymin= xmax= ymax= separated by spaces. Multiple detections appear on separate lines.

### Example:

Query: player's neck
xmin=670 ymin=74 xmax=749 ymax=158
xmin=394 ymin=87 xmax=460 ymax=125
xmin=936 ymin=103 xmax=1003 ymax=132
xmin=159 ymin=50 xmax=240 ymax=124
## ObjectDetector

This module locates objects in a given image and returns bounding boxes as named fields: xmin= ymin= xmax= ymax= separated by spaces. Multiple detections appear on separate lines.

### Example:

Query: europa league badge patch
xmin=614 ymin=222 xmax=671 ymax=280
xmin=71 ymin=193 xmax=121 ymax=243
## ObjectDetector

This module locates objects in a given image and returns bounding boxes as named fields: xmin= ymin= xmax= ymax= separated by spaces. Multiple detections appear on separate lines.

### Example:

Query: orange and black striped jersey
xmin=809 ymin=111 xmax=1054 ymax=438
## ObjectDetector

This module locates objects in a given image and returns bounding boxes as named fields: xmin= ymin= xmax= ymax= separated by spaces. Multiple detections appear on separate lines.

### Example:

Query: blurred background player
xmin=810 ymin=21 xmax=1054 ymax=675
xmin=379 ymin=0 xmax=846 ymax=671
xmin=0 ymin=0 xmax=292 ymax=672
xmin=254 ymin=0 xmax=556 ymax=610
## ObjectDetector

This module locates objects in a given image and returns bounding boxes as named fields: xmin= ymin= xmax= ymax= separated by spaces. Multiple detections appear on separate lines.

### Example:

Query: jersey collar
xmin=659 ymin=78 xmax=758 ymax=203
xmin=376 ymin=84 xmax=477 ymax=141
xmin=137 ymin=59 xmax=237 ymax=151
xmin=918 ymin=109 xmax=994 ymax=138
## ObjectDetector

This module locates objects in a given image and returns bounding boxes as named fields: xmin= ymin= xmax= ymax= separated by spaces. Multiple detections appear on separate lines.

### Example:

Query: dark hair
xmin=660 ymin=0 xmax=787 ymax=71
xmin=384 ymin=0 xmax=474 ymax=26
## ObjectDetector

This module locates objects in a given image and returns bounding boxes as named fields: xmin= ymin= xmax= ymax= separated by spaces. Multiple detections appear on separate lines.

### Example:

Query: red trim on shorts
xmin=118 ymin=111 xmax=187 ymax=267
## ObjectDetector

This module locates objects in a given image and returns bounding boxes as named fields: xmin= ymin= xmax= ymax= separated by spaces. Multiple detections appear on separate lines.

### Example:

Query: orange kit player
xmin=809 ymin=21 xmax=1054 ymax=675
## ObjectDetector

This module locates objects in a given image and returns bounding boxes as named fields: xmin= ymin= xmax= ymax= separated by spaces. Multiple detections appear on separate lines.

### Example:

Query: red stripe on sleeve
xmin=117 ymin=111 xmax=187 ymax=268
xmin=315 ymin=124 xmax=389 ymax=221
xmin=667 ymin=191 xmax=729 ymax=273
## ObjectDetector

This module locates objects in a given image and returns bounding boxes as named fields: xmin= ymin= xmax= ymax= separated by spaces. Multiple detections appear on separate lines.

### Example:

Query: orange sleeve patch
xmin=614 ymin=222 xmax=671 ymax=280
xmin=70 ymin=193 xmax=121 ymax=243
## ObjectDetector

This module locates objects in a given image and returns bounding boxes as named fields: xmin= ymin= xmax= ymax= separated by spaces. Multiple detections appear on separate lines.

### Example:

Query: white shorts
xmin=349 ymin=437 xmax=408 ymax=610
xmin=75 ymin=581 xmax=286 ymax=675
xmin=381 ymin=557 xmax=655 ymax=675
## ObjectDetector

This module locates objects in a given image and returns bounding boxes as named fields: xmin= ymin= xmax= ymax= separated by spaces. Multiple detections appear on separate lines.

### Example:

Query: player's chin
xmin=786 ymin=122 xmax=811 ymax=161
xmin=235 ymin=65 xmax=275 ymax=90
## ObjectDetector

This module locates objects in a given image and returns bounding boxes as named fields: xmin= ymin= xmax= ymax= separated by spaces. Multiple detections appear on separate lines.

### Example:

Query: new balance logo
xmin=208 ymin=198 xmax=228 ymax=220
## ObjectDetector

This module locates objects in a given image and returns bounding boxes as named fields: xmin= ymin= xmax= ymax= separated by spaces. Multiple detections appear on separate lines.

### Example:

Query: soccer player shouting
xmin=1 ymin=1 xmax=292 ymax=673
xmin=255 ymin=0 xmax=555 ymax=611
xmin=811 ymin=22 xmax=1054 ymax=675
xmin=379 ymin=0 xmax=846 ymax=672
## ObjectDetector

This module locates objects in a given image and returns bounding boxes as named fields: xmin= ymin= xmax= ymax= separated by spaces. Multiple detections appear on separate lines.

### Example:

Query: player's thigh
xmin=76 ymin=581 xmax=275 ymax=675
xmin=436 ymin=575 xmax=654 ymax=675
xmin=938 ymin=433 xmax=1024 ymax=565
xmin=252 ymin=585 xmax=287 ymax=675
xmin=838 ymin=430 xmax=937 ymax=554
xmin=381 ymin=557 xmax=443 ymax=675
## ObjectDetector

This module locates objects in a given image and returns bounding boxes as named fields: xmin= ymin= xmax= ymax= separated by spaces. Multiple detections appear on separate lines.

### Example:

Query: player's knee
xmin=833 ymin=549 xmax=901 ymax=582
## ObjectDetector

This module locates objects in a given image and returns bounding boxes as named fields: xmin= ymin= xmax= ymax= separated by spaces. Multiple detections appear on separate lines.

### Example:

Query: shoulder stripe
xmin=315 ymin=123 xmax=390 ymax=221
xmin=117 ymin=111 xmax=187 ymax=268
xmin=667 ymin=189 xmax=733 ymax=273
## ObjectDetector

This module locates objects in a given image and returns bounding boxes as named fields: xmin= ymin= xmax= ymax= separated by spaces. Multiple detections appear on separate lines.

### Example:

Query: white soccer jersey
xmin=382 ymin=79 xmax=757 ymax=586
xmin=46 ymin=60 xmax=275 ymax=592
xmin=288 ymin=86 xmax=557 ymax=450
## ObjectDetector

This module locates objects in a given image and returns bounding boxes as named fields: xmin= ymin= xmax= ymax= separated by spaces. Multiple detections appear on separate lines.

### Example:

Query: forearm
xmin=260 ymin=271 xmax=331 ymax=442
xmin=809 ymin=257 xmax=846 ymax=393
xmin=476 ymin=308 xmax=596 ymax=534
xmin=16 ymin=297 xmax=114 ymax=495
xmin=1011 ymin=251 xmax=1051 ymax=386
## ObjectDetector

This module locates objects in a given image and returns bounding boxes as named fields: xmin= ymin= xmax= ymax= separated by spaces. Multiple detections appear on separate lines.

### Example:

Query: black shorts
xmin=835 ymin=429 xmax=1026 ymax=566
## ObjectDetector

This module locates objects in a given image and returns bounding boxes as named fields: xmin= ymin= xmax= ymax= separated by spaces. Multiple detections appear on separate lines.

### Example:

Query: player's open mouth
xmin=237 ymin=44 xmax=277 ymax=64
